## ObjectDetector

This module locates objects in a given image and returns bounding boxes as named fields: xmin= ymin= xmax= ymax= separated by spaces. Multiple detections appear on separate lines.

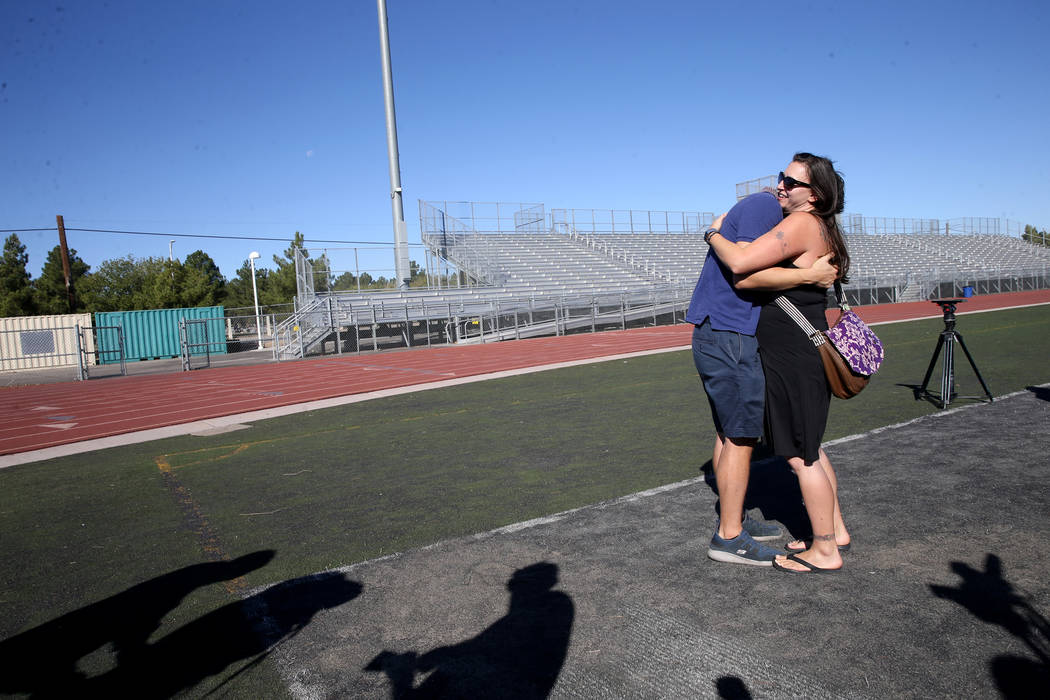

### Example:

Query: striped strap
xmin=773 ymin=296 xmax=827 ymax=347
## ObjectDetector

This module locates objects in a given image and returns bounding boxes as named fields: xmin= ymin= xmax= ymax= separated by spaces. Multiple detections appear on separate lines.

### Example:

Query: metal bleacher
xmin=271 ymin=202 xmax=1049 ymax=359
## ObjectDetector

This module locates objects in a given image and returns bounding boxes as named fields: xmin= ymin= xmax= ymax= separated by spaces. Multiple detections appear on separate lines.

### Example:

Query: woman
xmin=706 ymin=152 xmax=852 ymax=573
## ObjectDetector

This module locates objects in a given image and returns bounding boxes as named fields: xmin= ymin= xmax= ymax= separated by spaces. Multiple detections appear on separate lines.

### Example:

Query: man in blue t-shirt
xmin=687 ymin=191 xmax=833 ymax=566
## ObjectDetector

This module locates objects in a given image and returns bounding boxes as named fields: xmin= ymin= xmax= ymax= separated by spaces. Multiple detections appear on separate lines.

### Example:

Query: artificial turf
xmin=1 ymin=304 xmax=1048 ymax=696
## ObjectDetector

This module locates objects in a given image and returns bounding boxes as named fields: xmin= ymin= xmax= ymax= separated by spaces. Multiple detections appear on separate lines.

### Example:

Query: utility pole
xmin=56 ymin=214 xmax=75 ymax=313
xmin=377 ymin=0 xmax=411 ymax=289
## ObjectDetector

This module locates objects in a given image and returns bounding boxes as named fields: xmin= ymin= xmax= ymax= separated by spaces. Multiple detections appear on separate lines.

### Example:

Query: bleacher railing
xmin=550 ymin=208 xmax=713 ymax=235
xmin=419 ymin=201 xmax=511 ymax=285
xmin=841 ymin=214 xmax=1029 ymax=237
xmin=420 ymin=200 xmax=547 ymax=234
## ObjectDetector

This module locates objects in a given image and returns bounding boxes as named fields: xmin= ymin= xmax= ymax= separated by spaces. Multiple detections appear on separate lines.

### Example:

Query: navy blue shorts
xmin=691 ymin=320 xmax=765 ymax=439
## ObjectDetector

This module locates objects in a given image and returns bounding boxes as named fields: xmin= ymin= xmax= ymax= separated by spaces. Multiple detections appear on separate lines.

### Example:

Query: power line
xmin=0 ymin=227 xmax=399 ymax=246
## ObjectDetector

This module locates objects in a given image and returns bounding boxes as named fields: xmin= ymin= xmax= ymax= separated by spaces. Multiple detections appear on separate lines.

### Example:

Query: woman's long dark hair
xmin=793 ymin=152 xmax=850 ymax=282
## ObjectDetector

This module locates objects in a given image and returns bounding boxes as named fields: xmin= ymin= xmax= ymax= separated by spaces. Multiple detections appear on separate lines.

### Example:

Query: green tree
xmin=33 ymin=245 xmax=90 ymax=314
xmin=262 ymin=232 xmax=308 ymax=305
xmin=77 ymin=254 xmax=230 ymax=312
xmin=327 ymin=261 xmax=430 ymax=293
xmin=332 ymin=270 xmax=359 ymax=292
xmin=183 ymin=250 xmax=227 ymax=304
xmin=136 ymin=257 xmax=229 ymax=310
xmin=224 ymin=257 xmax=279 ymax=313
xmin=77 ymin=255 xmax=146 ymax=312
xmin=408 ymin=259 xmax=430 ymax=288
xmin=1023 ymin=224 xmax=1049 ymax=248
xmin=0 ymin=234 xmax=36 ymax=317
xmin=137 ymin=257 xmax=184 ymax=309
xmin=311 ymin=250 xmax=334 ymax=294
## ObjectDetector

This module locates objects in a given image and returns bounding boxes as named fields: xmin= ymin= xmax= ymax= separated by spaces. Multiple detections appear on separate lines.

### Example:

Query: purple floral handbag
xmin=825 ymin=288 xmax=884 ymax=376
xmin=774 ymin=281 xmax=883 ymax=399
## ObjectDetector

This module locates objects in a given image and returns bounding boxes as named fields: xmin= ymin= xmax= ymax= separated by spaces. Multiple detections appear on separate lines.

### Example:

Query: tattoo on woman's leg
xmin=813 ymin=533 xmax=836 ymax=541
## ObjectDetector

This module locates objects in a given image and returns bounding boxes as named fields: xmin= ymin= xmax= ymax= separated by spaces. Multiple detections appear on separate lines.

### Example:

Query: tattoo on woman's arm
xmin=774 ymin=229 xmax=788 ymax=253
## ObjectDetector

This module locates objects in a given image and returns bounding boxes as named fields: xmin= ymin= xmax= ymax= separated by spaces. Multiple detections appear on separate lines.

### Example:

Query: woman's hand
xmin=804 ymin=253 xmax=839 ymax=288
xmin=710 ymin=213 xmax=727 ymax=231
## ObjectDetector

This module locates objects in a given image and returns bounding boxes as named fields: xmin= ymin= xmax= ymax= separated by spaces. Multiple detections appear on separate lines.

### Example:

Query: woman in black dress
xmin=706 ymin=153 xmax=852 ymax=573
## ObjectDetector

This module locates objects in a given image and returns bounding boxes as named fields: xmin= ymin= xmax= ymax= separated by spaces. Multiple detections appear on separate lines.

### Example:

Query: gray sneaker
xmin=707 ymin=531 xmax=780 ymax=566
xmin=714 ymin=512 xmax=782 ymax=542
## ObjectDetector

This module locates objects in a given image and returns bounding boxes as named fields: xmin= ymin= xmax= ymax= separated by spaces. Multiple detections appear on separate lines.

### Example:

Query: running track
xmin=2 ymin=290 xmax=1048 ymax=460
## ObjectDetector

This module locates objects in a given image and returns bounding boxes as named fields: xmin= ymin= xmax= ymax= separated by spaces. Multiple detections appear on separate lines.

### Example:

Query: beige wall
xmin=0 ymin=314 xmax=95 ymax=370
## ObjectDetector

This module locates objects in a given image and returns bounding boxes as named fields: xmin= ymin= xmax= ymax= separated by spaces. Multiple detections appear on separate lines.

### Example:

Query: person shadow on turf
xmin=929 ymin=553 xmax=1050 ymax=698
xmin=1027 ymin=385 xmax=1050 ymax=402
xmin=0 ymin=550 xmax=363 ymax=697
xmin=365 ymin=561 xmax=574 ymax=698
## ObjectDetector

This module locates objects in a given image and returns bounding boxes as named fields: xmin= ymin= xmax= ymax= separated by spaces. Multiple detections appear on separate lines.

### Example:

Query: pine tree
xmin=33 ymin=245 xmax=90 ymax=314
xmin=183 ymin=250 xmax=227 ymax=306
xmin=0 ymin=234 xmax=36 ymax=317
xmin=1023 ymin=224 xmax=1049 ymax=248
xmin=225 ymin=258 xmax=271 ymax=311
xmin=263 ymin=232 xmax=308 ymax=305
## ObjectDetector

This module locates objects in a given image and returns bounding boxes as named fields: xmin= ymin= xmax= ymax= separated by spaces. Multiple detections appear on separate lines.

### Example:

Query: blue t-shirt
xmin=685 ymin=191 xmax=783 ymax=335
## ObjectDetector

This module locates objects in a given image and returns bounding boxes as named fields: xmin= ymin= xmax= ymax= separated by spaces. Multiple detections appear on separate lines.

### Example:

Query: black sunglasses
xmin=778 ymin=171 xmax=812 ymax=191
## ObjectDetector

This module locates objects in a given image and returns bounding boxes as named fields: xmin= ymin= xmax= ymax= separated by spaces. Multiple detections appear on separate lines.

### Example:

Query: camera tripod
xmin=918 ymin=298 xmax=994 ymax=409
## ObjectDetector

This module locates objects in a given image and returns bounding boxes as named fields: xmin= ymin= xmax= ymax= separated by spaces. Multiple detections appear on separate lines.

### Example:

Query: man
xmin=687 ymin=190 xmax=833 ymax=566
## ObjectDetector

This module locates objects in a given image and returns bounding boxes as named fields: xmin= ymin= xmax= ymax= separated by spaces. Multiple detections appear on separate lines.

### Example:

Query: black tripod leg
xmin=953 ymin=331 xmax=994 ymax=402
xmin=919 ymin=333 xmax=946 ymax=396
xmin=941 ymin=334 xmax=955 ymax=409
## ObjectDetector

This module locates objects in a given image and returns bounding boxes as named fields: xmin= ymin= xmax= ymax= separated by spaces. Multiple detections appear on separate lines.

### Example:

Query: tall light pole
xmin=249 ymin=251 xmax=264 ymax=351
xmin=377 ymin=0 xmax=411 ymax=289
xmin=169 ymin=239 xmax=175 ymax=261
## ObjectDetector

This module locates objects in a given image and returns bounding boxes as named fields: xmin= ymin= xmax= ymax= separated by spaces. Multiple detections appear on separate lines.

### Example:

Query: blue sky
xmin=3 ymin=0 xmax=1049 ymax=282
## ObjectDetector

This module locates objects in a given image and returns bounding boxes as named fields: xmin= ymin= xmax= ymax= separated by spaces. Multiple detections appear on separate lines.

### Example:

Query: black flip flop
xmin=772 ymin=552 xmax=841 ymax=574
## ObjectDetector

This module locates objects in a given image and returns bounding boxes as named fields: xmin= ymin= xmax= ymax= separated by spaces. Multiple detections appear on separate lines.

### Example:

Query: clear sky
xmin=3 ymin=0 xmax=1049 ymax=282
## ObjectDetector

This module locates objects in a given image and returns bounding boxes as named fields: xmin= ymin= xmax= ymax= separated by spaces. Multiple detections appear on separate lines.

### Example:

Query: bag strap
xmin=772 ymin=295 xmax=827 ymax=347
xmin=833 ymin=280 xmax=852 ymax=313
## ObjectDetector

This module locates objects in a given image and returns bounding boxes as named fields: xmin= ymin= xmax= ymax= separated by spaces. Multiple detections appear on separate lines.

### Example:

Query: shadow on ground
xmin=364 ymin=561 xmax=573 ymax=698
xmin=929 ymin=553 xmax=1050 ymax=698
xmin=1027 ymin=385 xmax=1050 ymax=402
xmin=715 ymin=675 xmax=753 ymax=699
xmin=701 ymin=449 xmax=809 ymax=542
xmin=0 ymin=550 xmax=362 ymax=697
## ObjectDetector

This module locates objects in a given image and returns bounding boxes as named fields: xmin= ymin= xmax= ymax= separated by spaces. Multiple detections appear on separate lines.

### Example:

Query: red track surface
xmin=2 ymin=290 xmax=1048 ymax=456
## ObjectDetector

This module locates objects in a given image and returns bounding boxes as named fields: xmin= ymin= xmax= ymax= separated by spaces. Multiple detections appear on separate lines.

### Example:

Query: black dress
xmin=756 ymin=277 xmax=830 ymax=464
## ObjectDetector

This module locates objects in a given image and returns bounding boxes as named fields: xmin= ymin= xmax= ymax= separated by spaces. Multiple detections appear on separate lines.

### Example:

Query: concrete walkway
xmin=257 ymin=388 xmax=1050 ymax=699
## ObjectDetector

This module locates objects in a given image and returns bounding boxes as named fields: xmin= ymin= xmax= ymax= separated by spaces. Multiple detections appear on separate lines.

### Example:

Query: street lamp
xmin=248 ymin=251 xmax=264 ymax=351
xmin=169 ymin=239 xmax=175 ymax=261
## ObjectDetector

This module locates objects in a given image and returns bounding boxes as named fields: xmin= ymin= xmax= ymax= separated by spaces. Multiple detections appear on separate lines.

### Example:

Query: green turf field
xmin=2 ymin=304 xmax=1048 ymax=696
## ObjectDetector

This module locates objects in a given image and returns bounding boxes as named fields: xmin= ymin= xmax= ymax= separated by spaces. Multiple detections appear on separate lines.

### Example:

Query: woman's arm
xmin=734 ymin=253 xmax=838 ymax=291
xmin=707 ymin=212 xmax=817 ymax=275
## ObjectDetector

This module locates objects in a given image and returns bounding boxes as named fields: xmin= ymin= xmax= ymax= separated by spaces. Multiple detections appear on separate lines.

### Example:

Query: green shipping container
xmin=94 ymin=307 xmax=226 ymax=364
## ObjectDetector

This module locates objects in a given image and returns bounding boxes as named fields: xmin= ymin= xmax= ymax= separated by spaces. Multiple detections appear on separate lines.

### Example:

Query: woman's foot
xmin=785 ymin=537 xmax=851 ymax=553
xmin=773 ymin=550 xmax=843 ymax=573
